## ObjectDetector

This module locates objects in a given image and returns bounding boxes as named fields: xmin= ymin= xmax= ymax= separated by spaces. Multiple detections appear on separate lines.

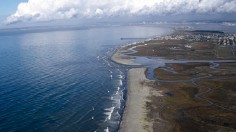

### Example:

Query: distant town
xmin=157 ymin=30 xmax=236 ymax=46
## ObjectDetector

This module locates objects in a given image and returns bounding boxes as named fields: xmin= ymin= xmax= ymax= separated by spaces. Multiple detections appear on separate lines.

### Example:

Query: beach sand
xmin=119 ymin=68 xmax=152 ymax=132
xmin=111 ymin=45 xmax=155 ymax=131
xmin=111 ymin=47 xmax=140 ymax=66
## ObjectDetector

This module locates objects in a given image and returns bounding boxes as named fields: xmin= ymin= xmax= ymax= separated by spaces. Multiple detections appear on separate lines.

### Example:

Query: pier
xmin=120 ymin=37 xmax=147 ymax=40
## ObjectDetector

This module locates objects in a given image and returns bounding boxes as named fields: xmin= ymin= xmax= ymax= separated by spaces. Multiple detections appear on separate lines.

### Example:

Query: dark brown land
xmin=149 ymin=62 xmax=236 ymax=132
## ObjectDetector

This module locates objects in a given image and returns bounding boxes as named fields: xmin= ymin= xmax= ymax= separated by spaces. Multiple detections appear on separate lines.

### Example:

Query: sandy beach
xmin=111 ymin=47 xmax=140 ymax=66
xmin=119 ymin=68 xmax=152 ymax=132
xmin=112 ymin=44 xmax=156 ymax=132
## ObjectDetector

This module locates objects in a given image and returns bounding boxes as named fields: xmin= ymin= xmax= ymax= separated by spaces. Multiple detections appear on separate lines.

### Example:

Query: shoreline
xmin=111 ymin=46 xmax=140 ymax=66
xmin=111 ymin=43 xmax=157 ymax=131
xmin=119 ymin=68 xmax=152 ymax=132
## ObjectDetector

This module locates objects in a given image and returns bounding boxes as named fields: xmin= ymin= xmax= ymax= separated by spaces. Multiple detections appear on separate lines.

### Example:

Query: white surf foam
xmin=118 ymin=80 xmax=122 ymax=86
xmin=117 ymin=74 xmax=123 ymax=79
xmin=104 ymin=106 xmax=115 ymax=121
xmin=104 ymin=127 xmax=109 ymax=132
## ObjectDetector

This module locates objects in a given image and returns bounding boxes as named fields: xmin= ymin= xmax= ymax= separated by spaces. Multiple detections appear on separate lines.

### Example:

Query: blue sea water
xmin=0 ymin=25 xmax=170 ymax=132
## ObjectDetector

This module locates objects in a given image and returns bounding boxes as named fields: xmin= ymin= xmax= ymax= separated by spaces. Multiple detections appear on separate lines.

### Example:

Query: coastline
xmin=119 ymin=68 xmax=152 ymax=132
xmin=111 ymin=43 xmax=158 ymax=131
xmin=111 ymin=46 xmax=140 ymax=66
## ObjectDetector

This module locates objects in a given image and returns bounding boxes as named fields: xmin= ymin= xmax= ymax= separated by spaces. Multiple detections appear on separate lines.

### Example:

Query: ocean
xmin=0 ymin=25 xmax=170 ymax=132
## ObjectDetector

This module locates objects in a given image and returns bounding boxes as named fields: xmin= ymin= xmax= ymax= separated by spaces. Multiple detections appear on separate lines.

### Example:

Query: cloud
xmin=5 ymin=0 xmax=236 ymax=24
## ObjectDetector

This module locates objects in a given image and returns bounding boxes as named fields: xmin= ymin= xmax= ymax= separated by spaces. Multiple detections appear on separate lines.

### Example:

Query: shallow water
xmin=0 ymin=25 xmax=170 ymax=131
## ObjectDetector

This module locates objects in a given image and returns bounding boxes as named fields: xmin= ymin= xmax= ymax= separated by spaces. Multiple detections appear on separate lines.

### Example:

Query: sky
xmin=1 ymin=0 xmax=236 ymax=25
xmin=0 ymin=1 xmax=27 ymax=15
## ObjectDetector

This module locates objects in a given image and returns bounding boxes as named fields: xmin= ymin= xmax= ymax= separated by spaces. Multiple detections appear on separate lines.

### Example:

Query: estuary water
xmin=0 ymin=25 xmax=170 ymax=132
